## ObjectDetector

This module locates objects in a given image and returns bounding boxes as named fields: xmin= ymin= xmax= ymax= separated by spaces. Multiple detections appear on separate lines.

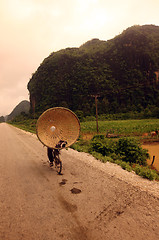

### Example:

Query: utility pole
xmin=91 ymin=94 xmax=100 ymax=134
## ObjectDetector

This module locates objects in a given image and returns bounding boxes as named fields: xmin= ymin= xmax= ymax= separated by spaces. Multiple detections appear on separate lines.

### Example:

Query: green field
xmin=10 ymin=118 xmax=159 ymax=138
xmin=81 ymin=119 xmax=159 ymax=134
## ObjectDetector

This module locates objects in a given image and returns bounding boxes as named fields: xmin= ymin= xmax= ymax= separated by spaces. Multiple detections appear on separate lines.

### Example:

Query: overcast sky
xmin=0 ymin=0 xmax=159 ymax=116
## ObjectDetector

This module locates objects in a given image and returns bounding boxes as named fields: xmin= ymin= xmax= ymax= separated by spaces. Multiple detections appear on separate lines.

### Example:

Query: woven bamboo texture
xmin=36 ymin=107 xmax=80 ymax=149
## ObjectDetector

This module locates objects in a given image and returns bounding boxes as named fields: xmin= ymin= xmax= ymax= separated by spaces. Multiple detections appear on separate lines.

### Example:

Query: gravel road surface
xmin=0 ymin=123 xmax=159 ymax=240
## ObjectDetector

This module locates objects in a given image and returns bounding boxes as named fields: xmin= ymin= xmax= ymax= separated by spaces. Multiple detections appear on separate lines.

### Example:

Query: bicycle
xmin=47 ymin=140 xmax=67 ymax=174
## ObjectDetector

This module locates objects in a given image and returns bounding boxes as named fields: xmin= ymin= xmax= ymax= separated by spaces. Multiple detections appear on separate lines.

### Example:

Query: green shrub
xmin=134 ymin=165 xmax=159 ymax=180
xmin=116 ymin=138 xmax=149 ymax=165
xmin=92 ymin=134 xmax=105 ymax=140
xmin=109 ymin=152 xmax=121 ymax=161
xmin=91 ymin=138 xmax=116 ymax=156
xmin=91 ymin=136 xmax=149 ymax=166
xmin=71 ymin=139 xmax=90 ymax=153
xmin=114 ymin=160 xmax=132 ymax=172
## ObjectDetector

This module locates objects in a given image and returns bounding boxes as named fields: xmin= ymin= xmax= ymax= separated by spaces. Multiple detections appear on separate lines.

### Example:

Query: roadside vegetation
xmin=8 ymin=113 xmax=159 ymax=181
xmin=72 ymin=136 xmax=159 ymax=181
xmin=8 ymin=113 xmax=37 ymax=133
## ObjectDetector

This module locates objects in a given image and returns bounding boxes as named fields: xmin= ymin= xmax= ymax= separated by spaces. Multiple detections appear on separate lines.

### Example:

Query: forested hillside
xmin=28 ymin=25 xmax=159 ymax=117
xmin=7 ymin=100 xmax=30 ymax=121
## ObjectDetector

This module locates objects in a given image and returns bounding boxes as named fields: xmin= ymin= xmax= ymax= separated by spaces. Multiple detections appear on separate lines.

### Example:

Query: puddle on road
xmin=70 ymin=188 xmax=82 ymax=194
xmin=59 ymin=179 xmax=67 ymax=186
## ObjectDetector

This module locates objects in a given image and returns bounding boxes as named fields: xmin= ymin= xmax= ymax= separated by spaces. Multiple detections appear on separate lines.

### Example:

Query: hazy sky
xmin=0 ymin=0 xmax=159 ymax=116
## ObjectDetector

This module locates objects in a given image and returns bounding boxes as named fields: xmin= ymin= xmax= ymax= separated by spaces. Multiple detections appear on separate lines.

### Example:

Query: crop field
xmin=10 ymin=118 xmax=159 ymax=141
xmin=81 ymin=119 xmax=159 ymax=136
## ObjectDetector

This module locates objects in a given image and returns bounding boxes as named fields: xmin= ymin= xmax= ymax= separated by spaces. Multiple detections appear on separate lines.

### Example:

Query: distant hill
xmin=7 ymin=100 xmax=30 ymax=121
xmin=0 ymin=116 xmax=5 ymax=123
xmin=27 ymin=24 xmax=159 ymax=116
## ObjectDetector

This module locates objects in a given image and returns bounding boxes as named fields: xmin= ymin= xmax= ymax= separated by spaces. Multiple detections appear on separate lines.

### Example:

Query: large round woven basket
xmin=36 ymin=107 xmax=80 ymax=149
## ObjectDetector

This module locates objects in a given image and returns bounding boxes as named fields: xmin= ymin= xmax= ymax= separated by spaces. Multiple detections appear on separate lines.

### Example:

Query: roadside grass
xmin=9 ymin=119 xmax=37 ymax=133
xmin=9 ymin=117 xmax=159 ymax=181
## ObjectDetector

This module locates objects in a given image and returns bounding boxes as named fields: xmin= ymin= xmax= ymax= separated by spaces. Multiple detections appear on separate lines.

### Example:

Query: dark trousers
xmin=47 ymin=148 xmax=53 ymax=163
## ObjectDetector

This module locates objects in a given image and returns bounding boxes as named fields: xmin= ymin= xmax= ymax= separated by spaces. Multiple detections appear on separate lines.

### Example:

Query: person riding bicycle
xmin=47 ymin=140 xmax=67 ymax=167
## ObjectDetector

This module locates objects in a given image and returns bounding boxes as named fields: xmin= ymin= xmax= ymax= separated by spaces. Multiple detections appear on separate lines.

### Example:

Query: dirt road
xmin=0 ymin=123 xmax=159 ymax=240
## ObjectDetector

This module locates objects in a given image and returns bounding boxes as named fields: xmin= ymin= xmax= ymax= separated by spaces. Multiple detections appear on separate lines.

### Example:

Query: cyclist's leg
xmin=47 ymin=147 xmax=54 ymax=166
xmin=54 ymin=149 xmax=62 ymax=174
